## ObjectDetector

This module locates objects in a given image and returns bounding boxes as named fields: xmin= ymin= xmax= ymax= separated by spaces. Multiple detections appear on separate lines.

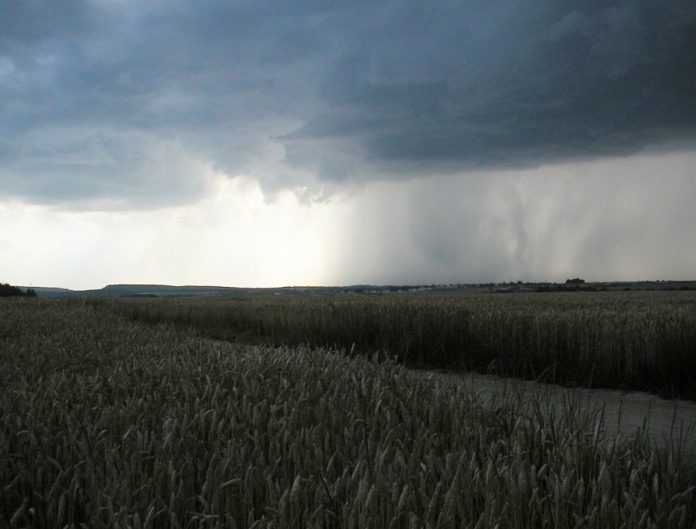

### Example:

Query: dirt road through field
xmin=426 ymin=369 xmax=696 ymax=458
xmin=211 ymin=339 xmax=696 ymax=458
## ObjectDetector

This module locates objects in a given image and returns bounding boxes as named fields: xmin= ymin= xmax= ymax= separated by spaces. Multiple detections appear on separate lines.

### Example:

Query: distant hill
xmin=27 ymin=287 xmax=78 ymax=297
xmin=28 ymin=284 xmax=252 ymax=297
xmin=25 ymin=284 xmax=362 ymax=297
xmin=19 ymin=280 xmax=696 ymax=298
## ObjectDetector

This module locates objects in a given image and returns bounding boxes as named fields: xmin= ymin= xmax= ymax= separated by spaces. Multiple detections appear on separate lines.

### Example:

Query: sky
xmin=1 ymin=0 xmax=695 ymax=289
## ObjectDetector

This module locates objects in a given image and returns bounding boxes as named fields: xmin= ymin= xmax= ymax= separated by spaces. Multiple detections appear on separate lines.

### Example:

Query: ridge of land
xmin=22 ymin=280 xmax=696 ymax=297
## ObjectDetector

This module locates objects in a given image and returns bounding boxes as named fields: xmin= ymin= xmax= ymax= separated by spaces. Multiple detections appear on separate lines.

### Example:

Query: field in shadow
xmin=1 ymin=298 xmax=695 ymax=528
xmin=99 ymin=291 xmax=696 ymax=399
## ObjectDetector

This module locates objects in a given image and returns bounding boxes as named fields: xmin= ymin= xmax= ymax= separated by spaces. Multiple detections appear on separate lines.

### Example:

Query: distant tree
xmin=565 ymin=278 xmax=585 ymax=285
xmin=0 ymin=283 xmax=37 ymax=297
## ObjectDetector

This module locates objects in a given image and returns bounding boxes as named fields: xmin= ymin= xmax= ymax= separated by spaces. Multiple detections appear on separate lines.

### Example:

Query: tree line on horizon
xmin=0 ymin=283 xmax=36 ymax=297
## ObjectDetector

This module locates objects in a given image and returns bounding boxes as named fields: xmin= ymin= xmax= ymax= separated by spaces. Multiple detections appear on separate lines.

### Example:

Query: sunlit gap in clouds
xmin=1 ymin=172 xmax=343 ymax=290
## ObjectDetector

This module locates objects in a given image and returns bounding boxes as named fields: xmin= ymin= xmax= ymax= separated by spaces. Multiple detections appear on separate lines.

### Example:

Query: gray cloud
xmin=1 ymin=1 xmax=695 ymax=207
xmin=0 ymin=0 xmax=91 ymax=47
xmin=0 ymin=129 xmax=212 ymax=209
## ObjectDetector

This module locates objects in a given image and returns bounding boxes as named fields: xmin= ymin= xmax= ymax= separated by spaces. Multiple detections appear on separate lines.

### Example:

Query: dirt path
xmin=425 ymin=369 xmax=696 ymax=458
xmin=210 ymin=339 xmax=696 ymax=458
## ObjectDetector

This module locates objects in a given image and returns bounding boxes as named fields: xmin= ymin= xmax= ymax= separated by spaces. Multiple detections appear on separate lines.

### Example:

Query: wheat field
xmin=103 ymin=291 xmax=696 ymax=397
xmin=1 ymin=297 xmax=695 ymax=528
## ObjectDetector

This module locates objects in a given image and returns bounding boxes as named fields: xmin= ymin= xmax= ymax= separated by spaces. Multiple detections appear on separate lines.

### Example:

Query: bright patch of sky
xmin=2 ymin=174 xmax=344 ymax=289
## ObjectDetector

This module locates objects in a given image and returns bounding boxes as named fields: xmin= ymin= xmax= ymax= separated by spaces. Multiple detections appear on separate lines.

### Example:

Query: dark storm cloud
xmin=1 ymin=0 xmax=695 ymax=207
xmin=0 ymin=0 xmax=91 ymax=46
xmin=289 ymin=0 xmax=696 ymax=178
